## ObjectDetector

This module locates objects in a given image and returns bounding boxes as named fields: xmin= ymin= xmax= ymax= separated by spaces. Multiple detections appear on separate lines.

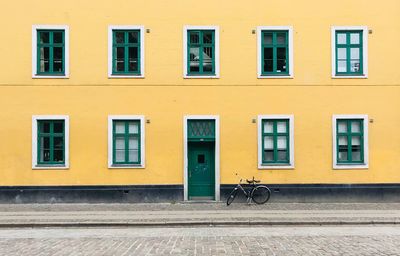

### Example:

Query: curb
xmin=0 ymin=220 xmax=399 ymax=228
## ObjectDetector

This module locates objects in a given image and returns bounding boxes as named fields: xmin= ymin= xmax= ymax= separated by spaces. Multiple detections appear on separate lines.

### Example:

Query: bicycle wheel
xmin=251 ymin=186 xmax=271 ymax=204
xmin=226 ymin=188 xmax=238 ymax=206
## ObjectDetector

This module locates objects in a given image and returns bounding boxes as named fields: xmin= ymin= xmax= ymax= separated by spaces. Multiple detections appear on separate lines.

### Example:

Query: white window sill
xmin=258 ymin=75 xmax=294 ymax=79
xmin=184 ymin=75 xmax=219 ymax=79
xmin=332 ymin=75 xmax=368 ymax=79
xmin=333 ymin=164 xmax=369 ymax=169
xmin=33 ymin=165 xmax=69 ymax=170
xmin=109 ymin=164 xmax=145 ymax=169
xmin=32 ymin=75 xmax=69 ymax=79
xmin=258 ymin=164 xmax=294 ymax=170
xmin=108 ymin=74 xmax=144 ymax=79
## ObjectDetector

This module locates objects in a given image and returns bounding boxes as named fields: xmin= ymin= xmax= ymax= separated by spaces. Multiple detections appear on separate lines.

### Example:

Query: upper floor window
xmin=332 ymin=115 xmax=369 ymax=169
xmin=183 ymin=26 xmax=220 ymax=78
xmin=32 ymin=25 xmax=69 ymax=78
xmin=257 ymin=26 xmax=293 ymax=78
xmin=108 ymin=26 xmax=145 ymax=78
xmin=331 ymin=26 xmax=368 ymax=78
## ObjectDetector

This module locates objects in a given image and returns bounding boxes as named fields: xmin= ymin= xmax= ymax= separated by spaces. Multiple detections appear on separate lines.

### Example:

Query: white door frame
xmin=183 ymin=115 xmax=220 ymax=201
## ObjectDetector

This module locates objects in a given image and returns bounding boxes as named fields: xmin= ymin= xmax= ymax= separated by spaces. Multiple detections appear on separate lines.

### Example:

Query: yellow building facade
xmin=0 ymin=0 xmax=399 ymax=202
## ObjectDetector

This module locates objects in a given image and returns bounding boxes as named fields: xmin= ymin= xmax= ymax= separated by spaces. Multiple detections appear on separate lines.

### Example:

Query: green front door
xmin=188 ymin=142 xmax=215 ymax=200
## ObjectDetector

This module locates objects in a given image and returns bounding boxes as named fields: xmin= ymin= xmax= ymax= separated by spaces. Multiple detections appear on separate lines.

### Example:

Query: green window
xmin=112 ymin=30 xmax=140 ymax=75
xmin=262 ymin=119 xmax=290 ymax=164
xmin=187 ymin=30 xmax=215 ymax=75
xmin=335 ymin=31 xmax=363 ymax=75
xmin=113 ymin=120 xmax=141 ymax=165
xmin=37 ymin=120 xmax=65 ymax=165
xmin=262 ymin=30 xmax=289 ymax=75
xmin=336 ymin=119 xmax=364 ymax=164
xmin=37 ymin=30 xmax=65 ymax=75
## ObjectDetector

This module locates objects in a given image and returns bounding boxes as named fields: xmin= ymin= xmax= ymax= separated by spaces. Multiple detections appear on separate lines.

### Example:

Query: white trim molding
xmin=183 ymin=26 xmax=220 ymax=79
xmin=32 ymin=115 xmax=70 ymax=169
xmin=257 ymin=115 xmax=295 ymax=169
xmin=183 ymin=115 xmax=220 ymax=201
xmin=32 ymin=25 xmax=70 ymax=78
xmin=332 ymin=114 xmax=369 ymax=169
xmin=108 ymin=115 xmax=145 ymax=169
xmin=257 ymin=26 xmax=294 ymax=79
xmin=108 ymin=25 xmax=145 ymax=78
xmin=331 ymin=26 xmax=368 ymax=78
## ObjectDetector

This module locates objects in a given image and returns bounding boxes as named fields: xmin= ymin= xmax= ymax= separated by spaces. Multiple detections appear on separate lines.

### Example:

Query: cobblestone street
xmin=0 ymin=226 xmax=399 ymax=256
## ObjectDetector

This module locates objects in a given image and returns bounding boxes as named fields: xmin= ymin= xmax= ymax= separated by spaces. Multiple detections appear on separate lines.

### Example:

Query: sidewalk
xmin=0 ymin=203 xmax=400 ymax=227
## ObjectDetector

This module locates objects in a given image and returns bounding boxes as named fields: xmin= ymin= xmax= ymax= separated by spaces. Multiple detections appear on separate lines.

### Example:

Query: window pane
xmin=338 ymin=48 xmax=347 ymax=59
xmin=263 ymin=33 xmax=273 ymax=45
xmin=128 ymin=122 xmax=139 ymax=133
xmin=39 ymin=32 xmax=50 ymax=44
xmin=53 ymin=32 xmax=63 ymax=43
xmin=40 ymin=137 xmax=50 ymax=149
xmin=129 ymin=137 xmax=139 ymax=150
xmin=351 ymin=136 xmax=361 ymax=146
xmin=263 ymin=48 xmax=273 ymax=72
xmin=189 ymin=32 xmax=200 ymax=44
xmin=115 ymin=137 xmax=125 ymax=150
xmin=337 ymin=60 xmax=347 ymax=72
xmin=128 ymin=31 xmax=138 ymax=43
xmin=53 ymin=47 xmax=63 ymax=72
xmin=350 ymin=48 xmax=359 ymax=59
xmin=351 ymin=121 xmax=361 ymax=133
xmin=276 ymin=33 xmax=286 ymax=44
xmin=264 ymin=136 xmax=273 ymax=149
xmin=128 ymin=150 xmax=139 ymax=162
xmin=54 ymin=137 xmax=63 ymax=149
xmin=263 ymin=150 xmax=274 ymax=161
xmin=277 ymin=136 xmax=287 ymax=149
xmin=40 ymin=149 xmax=51 ymax=162
xmin=350 ymin=60 xmax=360 ymax=72
xmin=39 ymin=47 xmax=50 ymax=72
xmin=203 ymin=32 xmax=213 ymax=44
xmin=264 ymin=47 xmax=273 ymax=59
xmin=277 ymin=48 xmax=287 ymax=72
xmin=116 ymin=47 xmax=125 ymax=71
xmin=54 ymin=122 xmax=64 ymax=133
xmin=352 ymin=146 xmax=361 ymax=161
xmin=338 ymin=149 xmax=348 ymax=161
xmin=263 ymin=121 xmax=273 ymax=133
xmin=189 ymin=47 xmax=200 ymax=72
xmin=338 ymin=136 xmax=348 ymax=146
xmin=277 ymin=121 xmax=287 ymax=133
xmin=350 ymin=33 xmax=360 ymax=44
xmin=337 ymin=33 xmax=346 ymax=44
xmin=202 ymin=47 xmax=213 ymax=72
xmin=115 ymin=32 xmax=124 ymax=43
xmin=40 ymin=122 xmax=51 ymax=133
xmin=128 ymin=47 xmax=138 ymax=72
xmin=277 ymin=150 xmax=287 ymax=161
xmin=53 ymin=150 xmax=64 ymax=162
xmin=338 ymin=121 xmax=347 ymax=133
xmin=115 ymin=122 xmax=125 ymax=133
xmin=115 ymin=150 xmax=125 ymax=162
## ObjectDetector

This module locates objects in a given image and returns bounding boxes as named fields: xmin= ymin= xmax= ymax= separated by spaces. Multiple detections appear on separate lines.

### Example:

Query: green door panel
xmin=188 ymin=142 xmax=215 ymax=200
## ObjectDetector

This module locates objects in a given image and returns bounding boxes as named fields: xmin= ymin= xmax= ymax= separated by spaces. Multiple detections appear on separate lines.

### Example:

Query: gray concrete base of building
xmin=0 ymin=184 xmax=399 ymax=203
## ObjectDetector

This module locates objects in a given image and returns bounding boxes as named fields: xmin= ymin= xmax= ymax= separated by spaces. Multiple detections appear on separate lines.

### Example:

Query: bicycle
xmin=226 ymin=175 xmax=271 ymax=205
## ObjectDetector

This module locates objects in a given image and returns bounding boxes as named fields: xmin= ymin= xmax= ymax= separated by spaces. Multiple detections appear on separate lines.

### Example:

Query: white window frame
xmin=332 ymin=114 xmax=369 ymax=169
xmin=32 ymin=25 xmax=70 ymax=79
xmin=108 ymin=115 xmax=145 ymax=168
xmin=257 ymin=26 xmax=294 ymax=79
xmin=331 ymin=26 xmax=368 ymax=78
xmin=257 ymin=115 xmax=295 ymax=169
xmin=183 ymin=25 xmax=220 ymax=79
xmin=32 ymin=115 xmax=70 ymax=169
xmin=108 ymin=25 xmax=145 ymax=78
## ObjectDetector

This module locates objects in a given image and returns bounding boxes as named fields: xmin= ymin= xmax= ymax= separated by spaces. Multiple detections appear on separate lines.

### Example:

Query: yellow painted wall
xmin=0 ymin=0 xmax=399 ymax=186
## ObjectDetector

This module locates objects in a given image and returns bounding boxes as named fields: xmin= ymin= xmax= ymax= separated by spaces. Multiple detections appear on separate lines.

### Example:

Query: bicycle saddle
xmin=246 ymin=179 xmax=260 ymax=184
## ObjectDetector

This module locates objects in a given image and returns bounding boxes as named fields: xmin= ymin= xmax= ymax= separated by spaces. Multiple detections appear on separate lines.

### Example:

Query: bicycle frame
xmin=233 ymin=182 xmax=256 ymax=203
